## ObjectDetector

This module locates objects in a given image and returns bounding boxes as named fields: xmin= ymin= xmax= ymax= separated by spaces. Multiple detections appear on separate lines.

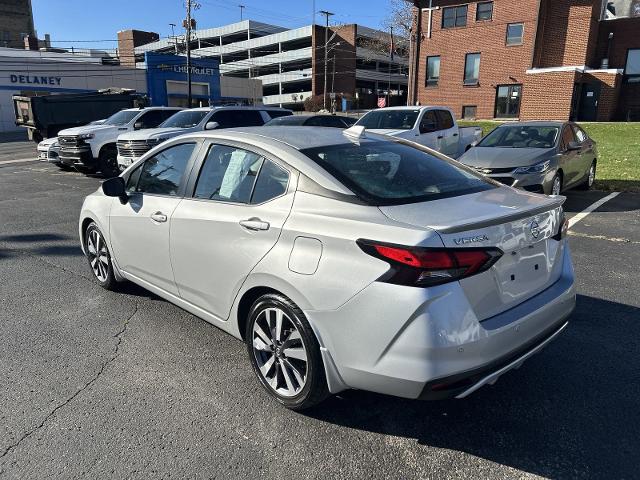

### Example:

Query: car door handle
xmin=239 ymin=218 xmax=270 ymax=231
xmin=150 ymin=212 xmax=167 ymax=223
xmin=453 ymin=133 xmax=459 ymax=137
xmin=437 ymin=135 xmax=444 ymax=139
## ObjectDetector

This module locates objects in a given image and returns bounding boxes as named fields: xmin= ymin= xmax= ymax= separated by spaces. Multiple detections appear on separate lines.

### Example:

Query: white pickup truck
xmin=116 ymin=106 xmax=293 ymax=171
xmin=57 ymin=107 xmax=182 ymax=177
xmin=355 ymin=106 xmax=482 ymax=159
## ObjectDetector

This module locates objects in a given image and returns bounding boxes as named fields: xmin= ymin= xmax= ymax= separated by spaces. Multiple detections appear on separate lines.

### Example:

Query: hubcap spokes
xmin=87 ymin=230 xmax=109 ymax=282
xmin=552 ymin=178 xmax=561 ymax=196
xmin=252 ymin=307 xmax=308 ymax=397
xmin=589 ymin=166 xmax=595 ymax=186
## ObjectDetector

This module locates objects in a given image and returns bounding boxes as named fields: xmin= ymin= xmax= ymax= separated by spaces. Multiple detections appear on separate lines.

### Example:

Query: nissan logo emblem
xmin=530 ymin=220 xmax=540 ymax=239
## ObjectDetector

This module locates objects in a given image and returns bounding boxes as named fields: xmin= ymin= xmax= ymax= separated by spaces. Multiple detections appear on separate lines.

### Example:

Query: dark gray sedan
xmin=458 ymin=121 xmax=597 ymax=195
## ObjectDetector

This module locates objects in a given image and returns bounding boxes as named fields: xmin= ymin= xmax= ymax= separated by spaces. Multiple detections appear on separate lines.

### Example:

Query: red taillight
xmin=359 ymin=241 xmax=502 ymax=287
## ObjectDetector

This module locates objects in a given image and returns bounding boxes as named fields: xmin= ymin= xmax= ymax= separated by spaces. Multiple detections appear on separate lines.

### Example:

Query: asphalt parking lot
xmin=1 ymin=138 xmax=639 ymax=479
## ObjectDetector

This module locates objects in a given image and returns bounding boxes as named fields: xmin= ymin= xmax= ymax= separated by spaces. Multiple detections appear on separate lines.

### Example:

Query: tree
xmin=383 ymin=0 xmax=414 ymax=40
xmin=357 ymin=0 xmax=412 ymax=61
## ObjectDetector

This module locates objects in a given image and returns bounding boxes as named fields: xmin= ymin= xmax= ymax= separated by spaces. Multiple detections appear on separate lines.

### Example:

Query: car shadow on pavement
xmin=0 ymin=233 xmax=70 ymax=242
xmin=306 ymin=294 xmax=639 ymax=479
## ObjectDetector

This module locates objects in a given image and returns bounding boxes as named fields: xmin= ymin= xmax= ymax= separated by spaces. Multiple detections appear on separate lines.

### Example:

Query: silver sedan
xmin=459 ymin=121 xmax=597 ymax=195
xmin=79 ymin=126 xmax=576 ymax=410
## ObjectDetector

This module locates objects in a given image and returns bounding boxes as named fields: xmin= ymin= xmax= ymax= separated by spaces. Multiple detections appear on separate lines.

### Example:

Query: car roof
xmin=185 ymin=105 xmax=291 ymax=112
xmin=368 ymin=106 xmax=451 ymax=112
xmin=496 ymin=121 xmax=566 ymax=128
xmin=209 ymin=126 xmax=389 ymax=150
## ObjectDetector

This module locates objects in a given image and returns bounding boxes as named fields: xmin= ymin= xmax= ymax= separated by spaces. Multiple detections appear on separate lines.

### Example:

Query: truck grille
xmin=58 ymin=136 xmax=82 ymax=148
xmin=117 ymin=140 xmax=151 ymax=158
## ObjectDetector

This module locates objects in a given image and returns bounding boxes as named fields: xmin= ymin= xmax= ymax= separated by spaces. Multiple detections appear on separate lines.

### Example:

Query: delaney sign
xmin=10 ymin=74 xmax=62 ymax=86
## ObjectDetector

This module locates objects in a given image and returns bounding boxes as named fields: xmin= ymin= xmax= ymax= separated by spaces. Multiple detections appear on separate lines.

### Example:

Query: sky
xmin=31 ymin=0 xmax=392 ymax=51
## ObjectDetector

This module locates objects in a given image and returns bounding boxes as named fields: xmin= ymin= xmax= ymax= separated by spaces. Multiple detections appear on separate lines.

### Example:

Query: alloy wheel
xmin=588 ymin=164 xmax=595 ymax=187
xmin=552 ymin=176 xmax=562 ymax=196
xmin=251 ymin=307 xmax=308 ymax=397
xmin=87 ymin=229 xmax=109 ymax=282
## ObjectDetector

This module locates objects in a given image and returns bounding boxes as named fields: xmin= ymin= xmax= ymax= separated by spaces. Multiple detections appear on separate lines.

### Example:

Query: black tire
xmin=245 ymin=293 xmax=329 ymax=410
xmin=577 ymin=161 xmax=596 ymax=190
xmin=84 ymin=222 xmax=118 ymax=291
xmin=98 ymin=146 xmax=119 ymax=178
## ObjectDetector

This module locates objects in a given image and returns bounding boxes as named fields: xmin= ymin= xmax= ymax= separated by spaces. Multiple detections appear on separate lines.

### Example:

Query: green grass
xmin=459 ymin=121 xmax=640 ymax=193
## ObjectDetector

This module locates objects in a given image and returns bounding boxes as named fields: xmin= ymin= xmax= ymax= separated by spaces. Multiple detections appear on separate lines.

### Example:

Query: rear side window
xmin=134 ymin=143 xmax=196 ymax=196
xmin=194 ymin=144 xmax=263 ymax=203
xmin=210 ymin=110 xmax=265 ymax=128
xmin=251 ymin=160 xmax=289 ymax=204
xmin=301 ymin=141 xmax=493 ymax=205
xmin=572 ymin=125 xmax=587 ymax=143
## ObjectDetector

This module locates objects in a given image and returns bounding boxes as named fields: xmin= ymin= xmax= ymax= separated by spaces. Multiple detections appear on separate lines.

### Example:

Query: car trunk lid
xmin=378 ymin=188 xmax=566 ymax=320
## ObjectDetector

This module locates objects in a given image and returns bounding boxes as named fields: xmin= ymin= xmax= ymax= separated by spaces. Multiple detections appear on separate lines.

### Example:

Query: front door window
xmin=495 ymin=84 xmax=522 ymax=118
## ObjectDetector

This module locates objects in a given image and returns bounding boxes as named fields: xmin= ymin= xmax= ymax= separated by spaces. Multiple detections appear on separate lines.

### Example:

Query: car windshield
xmin=356 ymin=110 xmax=420 ymax=130
xmin=104 ymin=110 xmax=139 ymax=126
xmin=478 ymin=125 xmax=559 ymax=148
xmin=160 ymin=110 xmax=209 ymax=128
xmin=301 ymin=141 xmax=494 ymax=205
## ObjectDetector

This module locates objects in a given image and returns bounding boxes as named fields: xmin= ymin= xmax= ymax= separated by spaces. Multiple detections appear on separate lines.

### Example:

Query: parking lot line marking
xmin=0 ymin=158 xmax=37 ymax=165
xmin=568 ymin=192 xmax=620 ymax=230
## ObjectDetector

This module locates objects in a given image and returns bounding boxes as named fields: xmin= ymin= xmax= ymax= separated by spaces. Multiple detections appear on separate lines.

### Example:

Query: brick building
xmin=0 ymin=0 xmax=35 ymax=49
xmin=409 ymin=0 xmax=640 ymax=121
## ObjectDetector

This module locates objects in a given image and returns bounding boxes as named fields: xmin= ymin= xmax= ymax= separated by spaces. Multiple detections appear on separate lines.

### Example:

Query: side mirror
xmin=470 ymin=140 xmax=478 ymax=148
xmin=204 ymin=121 xmax=219 ymax=130
xmin=566 ymin=141 xmax=581 ymax=151
xmin=102 ymin=176 xmax=128 ymax=204
xmin=133 ymin=121 xmax=144 ymax=130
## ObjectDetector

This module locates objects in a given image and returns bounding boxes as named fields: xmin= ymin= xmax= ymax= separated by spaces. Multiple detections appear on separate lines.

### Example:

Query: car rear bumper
xmin=307 ymin=242 xmax=575 ymax=399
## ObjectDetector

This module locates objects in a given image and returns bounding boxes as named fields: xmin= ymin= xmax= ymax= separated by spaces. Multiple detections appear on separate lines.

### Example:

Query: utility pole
xmin=239 ymin=4 xmax=245 ymax=20
xmin=184 ymin=0 xmax=200 ymax=107
xmin=169 ymin=23 xmax=177 ymax=54
xmin=387 ymin=26 xmax=393 ymax=107
xmin=319 ymin=10 xmax=334 ymax=110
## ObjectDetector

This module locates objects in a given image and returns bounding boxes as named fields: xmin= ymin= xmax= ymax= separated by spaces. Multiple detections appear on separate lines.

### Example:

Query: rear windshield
xmin=356 ymin=110 xmax=420 ymax=130
xmin=160 ymin=110 xmax=208 ymax=128
xmin=479 ymin=125 xmax=559 ymax=148
xmin=301 ymin=141 xmax=494 ymax=205
xmin=264 ymin=116 xmax=306 ymax=126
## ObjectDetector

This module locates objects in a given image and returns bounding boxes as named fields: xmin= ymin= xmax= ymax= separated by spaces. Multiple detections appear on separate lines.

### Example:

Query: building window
xmin=462 ymin=106 xmax=477 ymax=119
xmin=476 ymin=2 xmax=493 ymax=21
xmin=442 ymin=5 xmax=468 ymax=28
xmin=426 ymin=56 xmax=440 ymax=87
xmin=506 ymin=23 xmax=524 ymax=45
xmin=464 ymin=53 xmax=481 ymax=85
xmin=495 ymin=84 xmax=522 ymax=118
xmin=625 ymin=49 xmax=640 ymax=82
